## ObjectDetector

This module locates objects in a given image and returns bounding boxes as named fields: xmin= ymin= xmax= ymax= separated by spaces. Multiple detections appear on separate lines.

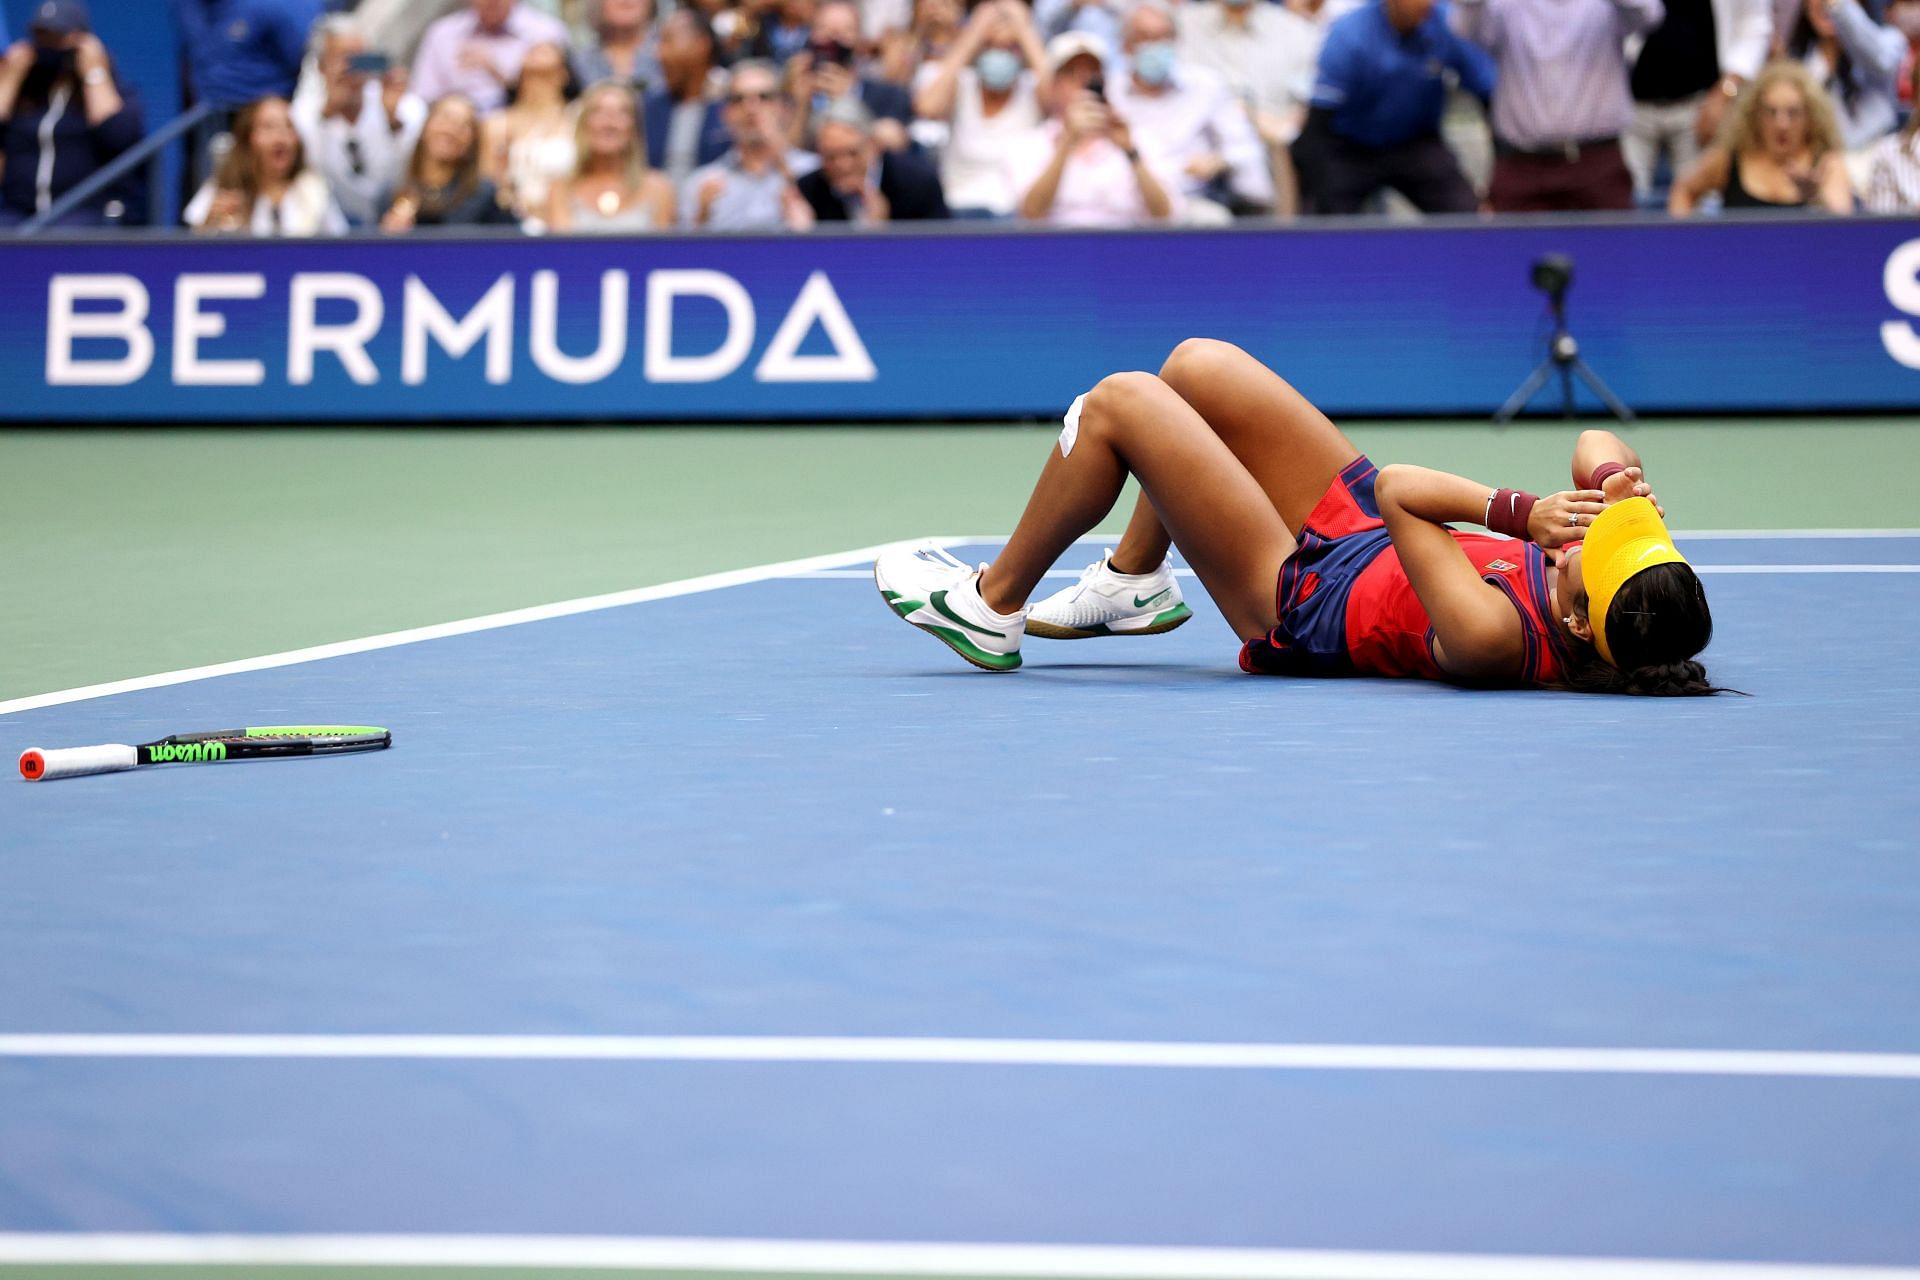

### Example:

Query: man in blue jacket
xmin=645 ymin=8 xmax=730 ymax=190
xmin=174 ymin=0 xmax=322 ymax=109
xmin=1290 ymin=0 xmax=1495 ymax=214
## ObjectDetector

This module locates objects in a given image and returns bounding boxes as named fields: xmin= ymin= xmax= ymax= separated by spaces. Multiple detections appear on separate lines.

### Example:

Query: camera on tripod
xmin=1494 ymin=253 xmax=1634 ymax=424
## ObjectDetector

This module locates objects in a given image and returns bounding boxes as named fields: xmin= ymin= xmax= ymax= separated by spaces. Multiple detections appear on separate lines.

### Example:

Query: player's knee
xmin=1160 ymin=337 xmax=1239 ymax=391
xmin=1082 ymin=370 xmax=1161 ymax=435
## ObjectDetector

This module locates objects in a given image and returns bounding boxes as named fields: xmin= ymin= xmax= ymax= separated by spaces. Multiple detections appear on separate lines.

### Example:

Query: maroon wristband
xmin=1486 ymin=488 xmax=1539 ymax=540
xmin=1587 ymin=461 xmax=1629 ymax=490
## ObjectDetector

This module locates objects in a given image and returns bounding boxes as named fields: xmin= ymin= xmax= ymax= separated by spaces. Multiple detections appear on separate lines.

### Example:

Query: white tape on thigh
xmin=1059 ymin=393 xmax=1087 ymax=458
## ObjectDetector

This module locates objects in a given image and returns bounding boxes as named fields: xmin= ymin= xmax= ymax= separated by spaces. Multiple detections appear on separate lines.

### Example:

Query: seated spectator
xmin=382 ymin=94 xmax=519 ymax=229
xmin=645 ymin=9 xmax=731 ymax=190
xmin=1451 ymin=0 xmax=1660 ymax=213
xmin=1669 ymin=59 xmax=1852 ymax=211
xmin=798 ymin=97 xmax=948 ymax=219
xmin=787 ymin=0 xmax=913 ymax=150
xmin=1625 ymin=0 xmax=1774 ymax=204
xmin=174 ymin=0 xmax=323 ymax=110
xmin=1291 ymin=0 xmax=1493 ymax=215
xmin=0 ymin=1 xmax=145 ymax=227
xmin=682 ymin=58 xmax=820 ymax=228
xmin=187 ymin=95 xmax=347 ymax=234
xmin=411 ymin=0 xmax=570 ymax=117
xmin=912 ymin=0 xmax=1049 ymax=217
xmin=1178 ymin=0 xmax=1322 ymax=143
xmin=1011 ymin=32 xmax=1179 ymax=225
xmin=546 ymin=80 xmax=677 ymax=229
xmin=1110 ymin=2 xmax=1273 ymax=219
xmin=483 ymin=41 xmax=577 ymax=219
xmin=1788 ymin=0 xmax=1906 ymax=150
xmin=1865 ymin=55 xmax=1920 ymax=208
xmin=292 ymin=18 xmax=425 ymax=228
xmin=574 ymin=0 xmax=664 ymax=90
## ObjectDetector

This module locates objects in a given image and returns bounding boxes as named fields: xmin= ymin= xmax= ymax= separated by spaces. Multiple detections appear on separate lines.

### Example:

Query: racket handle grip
xmin=20 ymin=744 xmax=138 ymax=781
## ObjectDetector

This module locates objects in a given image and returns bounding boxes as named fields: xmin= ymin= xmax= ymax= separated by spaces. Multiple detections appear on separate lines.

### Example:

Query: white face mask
xmin=1132 ymin=40 xmax=1176 ymax=86
xmin=975 ymin=47 xmax=1022 ymax=91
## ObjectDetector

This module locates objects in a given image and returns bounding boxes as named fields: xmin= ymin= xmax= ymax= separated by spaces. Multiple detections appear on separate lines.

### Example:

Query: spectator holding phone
xmin=797 ymin=97 xmax=948 ymax=220
xmin=913 ymin=0 xmax=1049 ymax=217
xmin=1669 ymin=58 xmax=1852 ymax=211
xmin=787 ymin=0 xmax=913 ymax=150
xmin=292 ymin=18 xmax=424 ymax=227
xmin=574 ymin=0 xmax=664 ymax=90
xmin=382 ymin=94 xmax=519 ymax=230
xmin=0 ymin=0 xmax=145 ymax=227
xmin=411 ymin=0 xmax=570 ymax=116
xmin=682 ymin=58 xmax=820 ymax=228
xmin=187 ymin=94 xmax=347 ymax=234
xmin=1011 ymin=31 xmax=1179 ymax=225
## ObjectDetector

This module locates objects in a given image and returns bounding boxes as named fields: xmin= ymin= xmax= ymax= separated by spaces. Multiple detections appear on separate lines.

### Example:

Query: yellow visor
xmin=1582 ymin=497 xmax=1689 ymax=668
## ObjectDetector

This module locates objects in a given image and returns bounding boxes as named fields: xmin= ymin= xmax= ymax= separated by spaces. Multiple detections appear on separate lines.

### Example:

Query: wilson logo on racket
xmin=145 ymin=742 xmax=228 ymax=764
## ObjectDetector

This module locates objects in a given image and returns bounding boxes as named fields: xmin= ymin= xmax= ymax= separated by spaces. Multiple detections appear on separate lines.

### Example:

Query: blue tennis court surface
xmin=5 ymin=534 xmax=1920 ymax=1276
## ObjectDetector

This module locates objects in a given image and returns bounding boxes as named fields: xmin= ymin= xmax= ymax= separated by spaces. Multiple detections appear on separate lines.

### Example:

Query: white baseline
xmin=2 ymin=1035 xmax=1919 ymax=1079
xmin=0 ymin=1234 xmax=1916 ymax=1279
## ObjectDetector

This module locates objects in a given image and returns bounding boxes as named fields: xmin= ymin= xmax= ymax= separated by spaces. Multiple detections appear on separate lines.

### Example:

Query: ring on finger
xmin=1568 ymin=512 xmax=1579 ymax=526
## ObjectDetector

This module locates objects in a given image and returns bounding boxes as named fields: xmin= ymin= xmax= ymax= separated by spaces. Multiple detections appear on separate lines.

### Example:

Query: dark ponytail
xmin=1554 ymin=562 xmax=1741 ymax=697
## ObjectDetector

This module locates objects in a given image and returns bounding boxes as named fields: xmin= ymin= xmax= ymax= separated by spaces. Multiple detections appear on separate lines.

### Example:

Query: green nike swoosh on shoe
xmin=1133 ymin=589 xmax=1173 ymax=609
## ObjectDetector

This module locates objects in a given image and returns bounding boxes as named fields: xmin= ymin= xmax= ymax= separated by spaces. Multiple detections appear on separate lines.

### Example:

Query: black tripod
xmin=1494 ymin=255 xmax=1634 ymax=424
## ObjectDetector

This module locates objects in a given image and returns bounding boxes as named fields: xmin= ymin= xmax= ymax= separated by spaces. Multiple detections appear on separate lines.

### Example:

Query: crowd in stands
xmin=4 ymin=0 xmax=1920 ymax=230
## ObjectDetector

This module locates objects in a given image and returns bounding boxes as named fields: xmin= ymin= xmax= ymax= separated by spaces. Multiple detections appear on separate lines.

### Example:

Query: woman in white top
xmin=1011 ymin=32 xmax=1177 ymax=226
xmin=544 ymin=80 xmax=677 ymax=231
xmin=483 ymin=40 xmax=579 ymax=220
xmin=187 ymin=96 xmax=347 ymax=236
xmin=913 ymin=0 xmax=1051 ymax=216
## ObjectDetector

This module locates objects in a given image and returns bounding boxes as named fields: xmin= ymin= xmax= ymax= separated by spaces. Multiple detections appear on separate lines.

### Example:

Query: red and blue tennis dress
xmin=1237 ymin=456 xmax=1570 ymax=685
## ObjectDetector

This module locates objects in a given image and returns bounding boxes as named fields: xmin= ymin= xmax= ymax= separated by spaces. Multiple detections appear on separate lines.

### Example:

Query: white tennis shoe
xmin=1026 ymin=550 xmax=1192 ymax=640
xmin=874 ymin=542 xmax=1027 ymax=671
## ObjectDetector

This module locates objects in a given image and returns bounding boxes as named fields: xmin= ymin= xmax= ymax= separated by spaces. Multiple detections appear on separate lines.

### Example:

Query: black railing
xmin=16 ymin=100 xmax=218 ymax=236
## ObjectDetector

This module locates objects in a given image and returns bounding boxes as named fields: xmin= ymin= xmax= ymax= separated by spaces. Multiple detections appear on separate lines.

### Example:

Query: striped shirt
xmin=1866 ymin=130 xmax=1920 ymax=214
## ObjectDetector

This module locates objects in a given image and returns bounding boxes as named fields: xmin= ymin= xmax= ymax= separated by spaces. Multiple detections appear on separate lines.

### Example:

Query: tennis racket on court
xmin=19 ymin=726 xmax=391 ymax=781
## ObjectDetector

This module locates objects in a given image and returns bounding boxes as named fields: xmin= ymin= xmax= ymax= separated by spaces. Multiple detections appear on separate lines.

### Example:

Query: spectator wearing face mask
xmin=683 ymin=58 xmax=820 ymax=228
xmin=797 ymin=97 xmax=948 ymax=220
xmin=1110 ymin=0 xmax=1272 ymax=219
xmin=786 ymin=0 xmax=913 ymax=151
xmin=1291 ymin=0 xmax=1493 ymax=215
xmin=0 ymin=0 xmax=145 ymax=227
xmin=645 ymin=8 xmax=730 ymax=191
xmin=1787 ymin=0 xmax=1906 ymax=150
xmin=913 ymin=0 xmax=1050 ymax=217
xmin=1179 ymin=0 xmax=1322 ymax=145
xmin=292 ymin=18 xmax=425 ymax=228
xmin=411 ymin=0 xmax=571 ymax=117
xmin=1011 ymin=31 xmax=1181 ymax=225
xmin=175 ymin=0 xmax=324 ymax=110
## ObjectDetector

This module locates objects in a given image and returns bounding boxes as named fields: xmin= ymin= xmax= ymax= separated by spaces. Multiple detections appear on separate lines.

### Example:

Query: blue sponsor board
xmin=4 ymin=217 xmax=1919 ymax=422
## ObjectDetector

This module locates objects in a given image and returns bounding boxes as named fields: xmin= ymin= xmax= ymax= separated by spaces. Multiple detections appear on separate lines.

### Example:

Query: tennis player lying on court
xmin=874 ymin=339 xmax=1719 ymax=695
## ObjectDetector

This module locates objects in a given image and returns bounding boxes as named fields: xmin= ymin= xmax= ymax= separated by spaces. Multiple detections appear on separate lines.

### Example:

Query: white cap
xmin=1046 ymin=30 xmax=1109 ymax=71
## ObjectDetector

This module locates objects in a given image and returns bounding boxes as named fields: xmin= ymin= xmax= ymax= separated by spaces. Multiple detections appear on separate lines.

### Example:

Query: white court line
xmin=0 ymin=538 xmax=986 ymax=719
xmin=4 ymin=1035 xmax=1920 ymax=1079
xmin=0 ymin=1234 xmax=1916 ymax=1280
xmin=6 ymin=531 xmax=1914 ymax=718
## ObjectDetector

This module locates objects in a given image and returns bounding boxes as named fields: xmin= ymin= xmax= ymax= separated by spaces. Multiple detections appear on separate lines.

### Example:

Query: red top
xmin=1344 ymin=533 xmax=1570 ymax=685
